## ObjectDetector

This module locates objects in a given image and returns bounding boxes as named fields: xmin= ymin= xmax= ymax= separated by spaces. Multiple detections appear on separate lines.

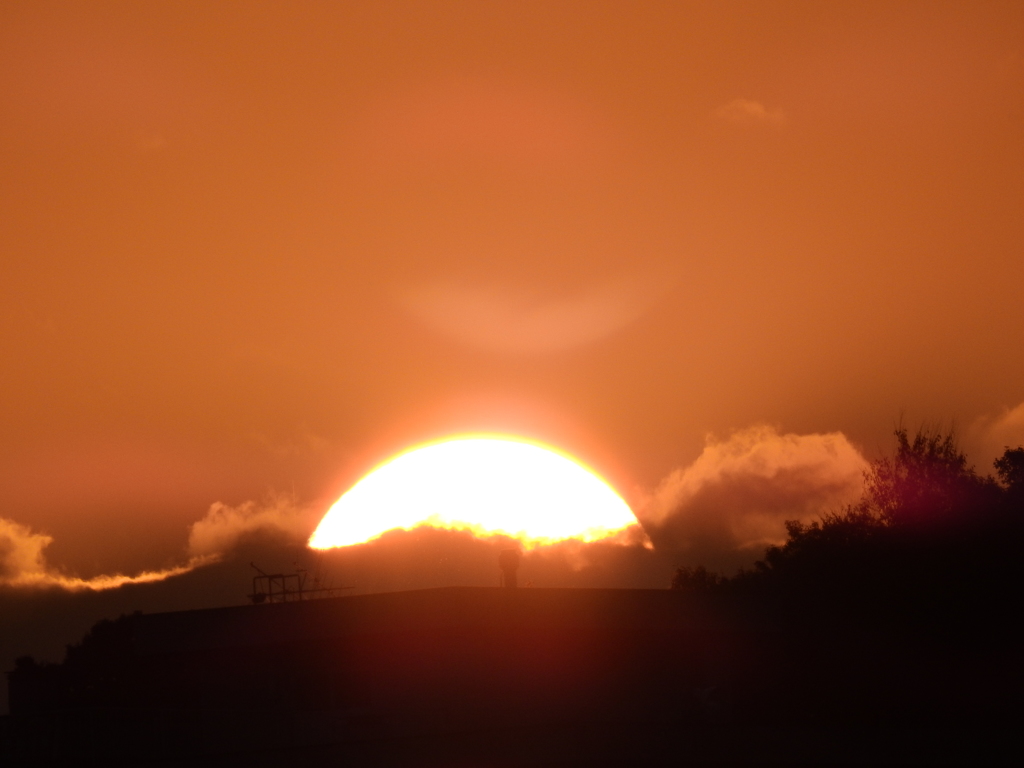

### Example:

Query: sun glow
xmin=308 ymin=436 xmax=637 ymax=549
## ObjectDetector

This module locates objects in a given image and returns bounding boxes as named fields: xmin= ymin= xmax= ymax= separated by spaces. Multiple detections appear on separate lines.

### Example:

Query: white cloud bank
xmin=639 ymin=426 xmax=868 ymax=570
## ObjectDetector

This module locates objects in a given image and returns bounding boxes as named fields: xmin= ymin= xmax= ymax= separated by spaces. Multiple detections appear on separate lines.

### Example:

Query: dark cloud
xmin=313 ymin=526 xmax=666 ymax=594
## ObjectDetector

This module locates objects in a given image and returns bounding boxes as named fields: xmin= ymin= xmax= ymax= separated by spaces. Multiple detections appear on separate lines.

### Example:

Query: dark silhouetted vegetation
xmin=674 ymin=426 xmax=1024 ymax=598
xmin=747 ymin=428 xmax=1023 ymax=597
xmin=671 ymin=426 xmax=1024 ymax=729
xmin=669 ymin=564 xmax=722 ymax=593
xmin=996 ymin=445 xmax=1024 ymax=502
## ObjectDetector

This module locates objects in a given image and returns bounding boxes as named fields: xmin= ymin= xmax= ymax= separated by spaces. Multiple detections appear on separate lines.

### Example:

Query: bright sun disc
xmin=309 ymin=436 xmax=636 ymax=549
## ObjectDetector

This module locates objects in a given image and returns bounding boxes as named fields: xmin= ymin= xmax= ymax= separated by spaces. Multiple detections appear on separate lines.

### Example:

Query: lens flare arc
xmin=308 ymin=436 xmax=636 ymax=549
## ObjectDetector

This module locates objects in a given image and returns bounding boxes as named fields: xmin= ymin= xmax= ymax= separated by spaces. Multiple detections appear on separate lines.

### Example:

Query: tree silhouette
xmin=670 ymin=564 xmax=722 ymax=593
xmin=995 ymin=446 xmax=1024 ymax=504
xmin=718 ymin=428 xmax=1024 ymax=603
xmin=863 ymin=426 xmax=993 ymax=526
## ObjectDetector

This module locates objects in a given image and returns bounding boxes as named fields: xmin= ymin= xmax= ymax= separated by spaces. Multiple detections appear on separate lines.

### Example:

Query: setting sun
xmin=308 ymin=436 xmax=636 ymax=549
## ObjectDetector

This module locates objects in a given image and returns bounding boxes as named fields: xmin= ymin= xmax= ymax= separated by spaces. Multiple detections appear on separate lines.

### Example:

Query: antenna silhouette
xmin=249 ymin=560 xmax=351 ymax=604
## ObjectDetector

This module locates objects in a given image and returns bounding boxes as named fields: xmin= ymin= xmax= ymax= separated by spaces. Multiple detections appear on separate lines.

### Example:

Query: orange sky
xmin=2 ymin=1 xmax=1023 ymax=578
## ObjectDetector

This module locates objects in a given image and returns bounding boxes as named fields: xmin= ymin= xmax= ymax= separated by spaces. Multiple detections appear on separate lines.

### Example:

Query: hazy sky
xmin=2 ymin=1 xmax=1023 ymax=582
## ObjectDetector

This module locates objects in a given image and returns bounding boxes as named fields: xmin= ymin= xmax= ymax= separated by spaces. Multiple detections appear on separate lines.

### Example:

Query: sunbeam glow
xmin=308 ymin=436 xmax=636 ymax=549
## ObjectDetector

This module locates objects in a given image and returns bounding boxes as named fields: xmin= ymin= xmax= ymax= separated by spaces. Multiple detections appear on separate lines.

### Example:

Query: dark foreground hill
xmin=3 ymin=585 xmax=1021 ymax=766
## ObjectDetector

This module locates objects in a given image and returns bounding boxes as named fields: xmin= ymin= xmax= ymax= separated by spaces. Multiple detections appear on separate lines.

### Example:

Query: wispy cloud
xmin=1 ymin=495 xmax=316 ymax=591
xmin=715 ymin=98 xmax=787 ymax=128
xmin=0 ymin=517 xmax=211 ymax=590
xmin=397 ymin=275 xmax=661 ymax=354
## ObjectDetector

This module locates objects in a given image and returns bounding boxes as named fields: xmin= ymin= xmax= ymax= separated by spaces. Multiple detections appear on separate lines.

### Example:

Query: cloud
xmin=1 ymin=496 xmax=318 ymax=591
xmin=1 ymin=427 xmax=870 ymax=590
xmin=988 ymin=403 xmax=1024 ymax=449
xmin=186 ymin=495 xmax=317 ymax=558
xmin=715 ymin=98 xmax=787 ymax=127
xmin=397 ymin=276 xmax=659 ymax=354
xmin=313 ymin=526 xmax=669 ymax=594
xmin=638 ymin=426 xmax=868 ymax=572
xmin=968 ymin=402 xmax=1024 ymax=467
xmin=0 ymin=517 xmax=208 ymax=591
